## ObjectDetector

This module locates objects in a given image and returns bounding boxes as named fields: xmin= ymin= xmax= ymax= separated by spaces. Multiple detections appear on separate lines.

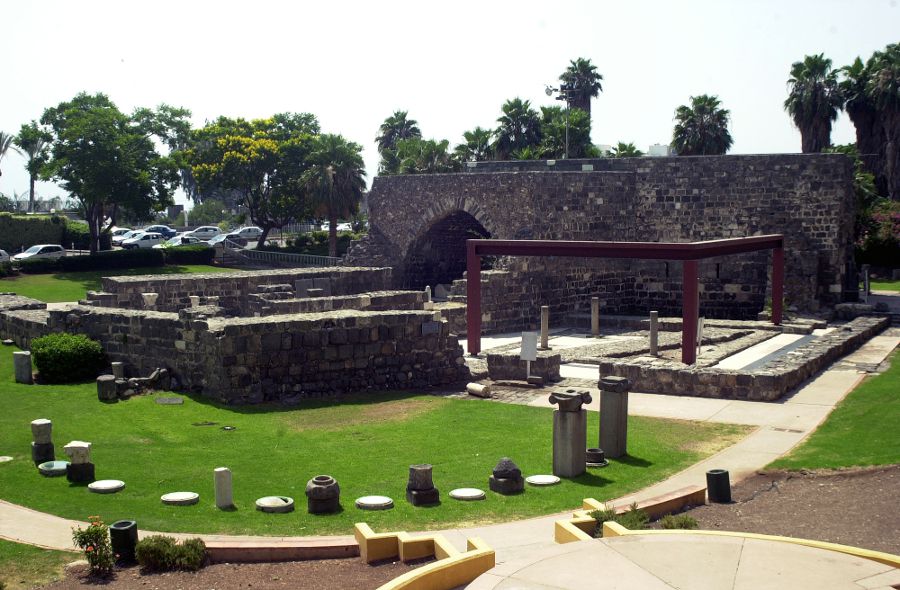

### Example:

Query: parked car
xmin=0 ymin=249 xmax=10 ymax=263
xmin=153 ymin=234 xmax=207 ymax=249
xmin=109 ymin=227 xmax=132 ymax=240
xmin=208 ymin=233 xmax=248 ymax=248
xmin=121 ymin=232 xmax=165 ymax=249
xmin=234 ymin=226 xmax=263 ymax=241
xmin=143 ymin=224 xmax=177 ymax=239
xmin=112 ymin=229 xmax=140 ymax=246
xmin=12 ymin=244 xmax=66 ymax=261
xmin=320 ymin=222 xmax=353 ymax=232
xmin=187 ymin=226 xmax=221 ymax=240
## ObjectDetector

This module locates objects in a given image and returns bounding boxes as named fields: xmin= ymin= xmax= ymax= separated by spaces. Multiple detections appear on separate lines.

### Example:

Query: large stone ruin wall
xmin=347 ymin=154 xmax=856 ymax=334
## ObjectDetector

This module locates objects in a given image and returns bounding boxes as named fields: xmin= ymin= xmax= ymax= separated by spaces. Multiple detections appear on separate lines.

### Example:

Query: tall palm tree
xmin=672 ymin=95 xmax=734 ymax=156
xmin=376 ymin=110 xmax=421 ymax=153
xmin=841 ymin=56 xmax=886 ymax=194
xmin=866 ymin=43 xmax=900 ymax=199
xmin=454 ymin=127 xmax=494 ymax=162
xmin=304 ymin=134 xmax=367 ymax=257
xmin=559 ymin=58 xmax=604 ymax=120
xmin=611 ymin=142 xmax=644 ymax=157
xmin=15 ymin=122 xmax=52 ymax=212
xmin=494 ymin=98 xmax=541 ymax=160
xmin=784 ymin=54 xmax=843 ymax=153
xmin=0 ymin=131 xmax=21 ymax=178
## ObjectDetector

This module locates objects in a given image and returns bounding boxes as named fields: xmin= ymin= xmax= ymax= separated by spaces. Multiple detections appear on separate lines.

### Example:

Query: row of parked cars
xmin=0 ymin=244 xmax=67 ymax=263
xmin=110 ymin=225 xmax=263 ymax=249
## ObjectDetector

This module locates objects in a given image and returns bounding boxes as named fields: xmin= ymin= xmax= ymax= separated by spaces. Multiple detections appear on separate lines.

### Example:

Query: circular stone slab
xmin=88 ymin=479 xmax=125 ymax=494
xmin=255 ymin=496 xmax=294 ymax=513
xmin=355 ymin=495 xmax=394 ymax=510
xmin=161 ymin=491 xmax=199 ymax=506
xmin=586 ymin=459 xmax=609 ymax=468
xmin=449 ymin=488 xmax=486 ymax=501
xmin=0 ymin=456 xmax=13 ymax=463
xmin=526 ymin=474 xmax=561 ymax=486
xmin=37 ymin=460 xmax=69 ymax=476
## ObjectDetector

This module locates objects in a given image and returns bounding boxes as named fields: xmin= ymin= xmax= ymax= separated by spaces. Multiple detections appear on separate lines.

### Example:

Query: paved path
xmin=0 ymin=334 xmax=896 ymax=564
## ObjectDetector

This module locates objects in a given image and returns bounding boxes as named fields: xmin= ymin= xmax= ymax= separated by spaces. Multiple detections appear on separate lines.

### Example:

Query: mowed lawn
xmin=0 ymin=265 xmax=235 ymax=303
xmin=0 ymin=538 xmax=75 ymax=590
xmin=0 ymin=346 xmax=750 ymax=537
xmin=770 ymin=350 xmax=900 ymax=470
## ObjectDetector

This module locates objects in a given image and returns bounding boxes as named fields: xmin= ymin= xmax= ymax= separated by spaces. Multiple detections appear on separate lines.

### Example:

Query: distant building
xmin=648 ymin=144 xmax=674 ymax=157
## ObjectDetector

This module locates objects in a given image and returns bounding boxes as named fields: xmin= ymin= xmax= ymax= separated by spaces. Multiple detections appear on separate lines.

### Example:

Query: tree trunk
xmin=328 ymin=210 xmax=338 ymax=258
xmin=28 ymin=175 xmax=36 ymax=213
xmin=88 ymin=210 xmax=100 ymax=255
xmin=257 ymin=226 xmax=272 ymax=250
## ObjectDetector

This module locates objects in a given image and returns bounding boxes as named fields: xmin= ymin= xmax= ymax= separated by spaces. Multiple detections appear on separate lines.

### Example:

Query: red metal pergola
xmin=465 ymin=235 xmax=784 ymax=364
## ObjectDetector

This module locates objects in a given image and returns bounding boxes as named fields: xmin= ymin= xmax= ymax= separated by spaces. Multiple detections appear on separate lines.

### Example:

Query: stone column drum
xmin=97 ymin=375 xmax=118 ymax=402
xmin=599 ymin=376 xmax=631 ymax=459
xmin=64 ymin=441 xmax=95 ymax=483
xmin=30 ymin=418 xmax=54 ymax=465
xmin=489 ymin=457 xmax=524 ymax=494
xmin=406 ymin=464 xmax=440 ymax=506
xmin=305 ymin=475 xmax=341 ymax=514
xmin=214 ymin=467 xmax=234 ymax=509
xmin=14 ymin=351 xmax=33 ymax=385
xmin=549 ymin=389 xmax=592 ymax=478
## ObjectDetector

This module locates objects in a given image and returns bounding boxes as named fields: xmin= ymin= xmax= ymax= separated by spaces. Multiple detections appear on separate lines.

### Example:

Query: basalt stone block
xmin=66 ymin=462 xmax=95 ymax=483
xmin=406 ymin=487 xmax=440 ymax=506
xmin=305 ymin=475 xmax=341 ymax=514
xmin=31 ymin=442 xmax=55 ymax=465
xmin=489 ymin=475 xmax=524 ymax=495
xmin=97 ymin=375 xmax=118 ymax=402
xmin=31 ymin=419 xmax=52 ymax=444
xmin=492 ymin=457 xmax=522 ymax=480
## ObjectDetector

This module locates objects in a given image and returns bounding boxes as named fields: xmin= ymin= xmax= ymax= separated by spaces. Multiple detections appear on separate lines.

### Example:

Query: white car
xmin=187 ymin=226 xmax=221 ymax=240
xmin=0 ymin=249 xmax=10 ymax=263
xmin=320 ymin=222 xmax=352 ymax=232
xmin=13 ymin=244 xmax=67 ymax=261
xmin=234 ymin=226 xmax=263 ymax=241
xmin=121 ymin=232 xmax=165 ymax=249
xmin=153 ymin=234 xmax=206 ymax=249
xmin=112 ymin=230 xmax=140 ymax=246
xmin=109 ymin=227 xmax=132 ymax=240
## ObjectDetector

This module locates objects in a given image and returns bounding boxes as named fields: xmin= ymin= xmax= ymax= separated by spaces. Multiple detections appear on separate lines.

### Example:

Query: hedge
xmin=31 ymin=333 xmax=107 ymax=384
xmin=17 ymin=248 xmax=166 ymax=274
xmin=0 ymin=213 xmax=65 ymax=252
xmin=164 ymin=245 xmax=215 ymax=265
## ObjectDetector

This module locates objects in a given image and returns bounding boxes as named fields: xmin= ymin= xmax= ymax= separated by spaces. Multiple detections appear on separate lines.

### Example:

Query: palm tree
xmin=559 ymin=58 xmax=604 ymax=120
xmin=454 ymin=127 xmax=494 ymax=163
xmin=672 ymin=95 xmax=734 ymax=156
xmin=494 ymin=98 xmax=541 ymax=160
xmin=865 ymin=43 xmax=900 ymax=199
xmin=841 ymin=56 xmax=886 ymax=194
xmin=304 ymin=134 xmax=367 ymax=257
xmin=539 ymin=106 xmax=593 ymax=158
xmin=611 ymin=142 xmax=644 ymax=157
xmin=0 ymin=131 xmax=21 ymax=178
xmin=376 ymin=110 xmax=421 ymax=153
xmin=396 ymin=138 xmax=458 ymax=174
xmin=784 ymin=54 xmax=843 ymax=153
xmin=14 ymin=122 xmax=52 ymax=212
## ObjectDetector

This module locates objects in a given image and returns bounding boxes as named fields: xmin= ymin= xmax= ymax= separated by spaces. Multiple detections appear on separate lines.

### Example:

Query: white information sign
xmin=520 ymin=332 xmax=538 ymax=362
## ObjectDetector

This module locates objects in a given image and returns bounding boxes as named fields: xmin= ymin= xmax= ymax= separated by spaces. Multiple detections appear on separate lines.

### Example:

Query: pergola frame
xmin=465 ymin=235 xmax=784 ymax=364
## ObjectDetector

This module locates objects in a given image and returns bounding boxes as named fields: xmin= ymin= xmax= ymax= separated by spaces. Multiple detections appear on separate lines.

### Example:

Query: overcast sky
xmin=1 ymin=0 xmax=898 ymax=207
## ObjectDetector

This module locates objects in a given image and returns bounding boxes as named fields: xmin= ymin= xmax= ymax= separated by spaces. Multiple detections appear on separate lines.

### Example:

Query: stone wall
xmin=348 ymin=154 xmax=855 ymax=333
xmin=247 ymin=290 xmax=425 ymax=317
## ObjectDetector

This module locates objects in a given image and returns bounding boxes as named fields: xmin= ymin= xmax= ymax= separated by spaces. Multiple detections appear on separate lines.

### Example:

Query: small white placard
xmin=520 ymin=332 xmax=538 ymax=361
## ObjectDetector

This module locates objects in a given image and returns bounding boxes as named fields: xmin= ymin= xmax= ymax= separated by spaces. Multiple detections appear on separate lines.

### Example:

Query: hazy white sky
xmin=1 ymin=0 xmax=898 ymax=207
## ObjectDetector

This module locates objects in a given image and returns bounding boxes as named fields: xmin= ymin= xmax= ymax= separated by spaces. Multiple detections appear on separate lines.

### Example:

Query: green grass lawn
xmin=0 ymin=538 xmax=75 ymax=590
xmin=0 ymin=265 xmax=235 ymax=303
xmin=0 ymin=346 xmax=749 ymax=537
xmin=770 ymin=351 xmax=900 ymax=470
xmin=868 ymin=279 xmax=900 ymax=292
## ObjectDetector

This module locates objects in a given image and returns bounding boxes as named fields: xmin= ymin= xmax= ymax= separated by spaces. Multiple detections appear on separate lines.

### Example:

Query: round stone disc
xmin=586 ymin=459 xmax=609 ymax=468
xmin=449 ymin=488 xmax=486 ymax=501
xmin=255 ymin=496 xmax=294 ymax=513
xmin=88 ymin=479 xmax=125 ymax=494
xmin=37 ymin=460 xmax=69 ymax=476
xmin=161 ymin=491 xmax=199 ymax=506
xmin=355 ymin=495 xmax=394 ymax=510
xmin=525 ymin=474 xmax=560 ymax=486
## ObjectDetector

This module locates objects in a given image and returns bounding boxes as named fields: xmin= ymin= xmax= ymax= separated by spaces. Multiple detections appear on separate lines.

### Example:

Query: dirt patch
xmin=43 ymin=557 xmax=429 ymax=590
xmin=278 ymin=397 xmax=444 ymax=432
xmin=679 ymin=464 xmax=900 ymax=555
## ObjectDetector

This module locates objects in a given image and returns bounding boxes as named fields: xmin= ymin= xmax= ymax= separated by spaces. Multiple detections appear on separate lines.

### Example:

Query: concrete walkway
xmin=0 ymin=334 xmax=896 ymax=563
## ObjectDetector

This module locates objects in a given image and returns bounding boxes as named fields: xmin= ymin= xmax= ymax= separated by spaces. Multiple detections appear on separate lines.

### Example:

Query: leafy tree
xmin=376 ymin=110 xmax=421 ymax=174
xmin=538 ymin=106 xmax=593 ymax=159
xmin=672 ymin=95 xmax=733 ymax=156
xmin=559 ymin=58 xmax=604 ymax=121
xmin=395 ymin=137 xmax=459 ymax=174
xmin=841 ymin=56 xmax=885 ymax=186
xmin=39 ymin=93 xmax=182 ymax=253
xmin=611 ymin=142 xmax=644 ymax=157
xmin=865 ymin=43 xmax=900 ymax=200
xmin=186 ymin=198 xmax=228 ymax=226
xmin=494 ymin=98 xmax=541 ymax=160
xmin=0 ymin=194 xmax=15 ymax=212
xmin=14 ymin=122 xmax=52 ymax=212
xmin=510 ymin=145 xmax=544 ymax=160
xmin=133 ymin=104 xmax=197 ymax=202
xmin=0 ymin=131 xmax=21 ymax=178
xmin=454 ymin=127 xmax=494 ymax=163
xmin=303 ymin=134 xmax=366 ymax=257
xmin=784 ymin=54 xmax=843 ymax=153
xmin=188 ymin=114 xmax=319 ymax=247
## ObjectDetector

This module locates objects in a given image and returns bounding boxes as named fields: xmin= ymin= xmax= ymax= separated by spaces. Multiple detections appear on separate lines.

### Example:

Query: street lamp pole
xmin=545 ymin=83 xmax=576 ymax=159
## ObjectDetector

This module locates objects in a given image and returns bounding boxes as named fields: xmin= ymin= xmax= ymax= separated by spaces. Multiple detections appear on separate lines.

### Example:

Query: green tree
xmin=611 ymin=142 xmax=644 ymax=157
xmin=538 ymin=106 xmax=593 ymax=159
xmin=494 ymin=98 xmax=541 ymax=160
xmin=188 ymin=114 xmax=319 ymax=247
xmin=865 ymin=43 xmax=900 ymax=200
xmin=186 ymin=198 xmax=228 ymax=226
xmin=39 ymin=93 xmax=182 ymax=253
xmin=395 ymin=137 xmax=459 ymax=174
xmin=303 ymin=134 xmax=366 ymax=257
xmin=785 ymin=54 xmax=843 ymax=153
xmin=672 ymin=95 xmax=734 ymax=156
xmin=454 ymin=127 xmax=494 ymax=163
xmin=376 ymin=110 xmax=421 ymax=174
xmin=559 ymin=58 xmax=604 ymax=121
xmin=133 ymin=104 xmax=197 ymax=202
xmin=0 ymin=131 xmax=21 ymax=178
xmin=14 ymin=122 xmax=52 ymax=212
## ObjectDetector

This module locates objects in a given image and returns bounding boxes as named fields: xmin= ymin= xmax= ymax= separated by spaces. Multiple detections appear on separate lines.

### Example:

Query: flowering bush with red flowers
xmin=72 ymin=516 xmax=115 ymax=575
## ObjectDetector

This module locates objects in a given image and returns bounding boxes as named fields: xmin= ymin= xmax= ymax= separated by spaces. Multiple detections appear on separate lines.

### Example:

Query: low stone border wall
xmin=598 ymin=316 xmax=889 ymax=401
xmin=486 ymin=350 xmax=561 ymax=381
xmin=250 ymin=290 xmax=425 ymax=316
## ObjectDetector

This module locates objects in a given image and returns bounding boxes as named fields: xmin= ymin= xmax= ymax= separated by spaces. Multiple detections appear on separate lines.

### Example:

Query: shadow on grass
xmin=616 ymin=454 xmax=653 ymax=468
xmin=179 ymin=389 xmax=432 ymax=416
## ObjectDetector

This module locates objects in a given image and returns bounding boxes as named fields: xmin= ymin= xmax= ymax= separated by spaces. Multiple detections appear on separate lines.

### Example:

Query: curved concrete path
xmin=1 ymin=334 xmax=897 ymax=564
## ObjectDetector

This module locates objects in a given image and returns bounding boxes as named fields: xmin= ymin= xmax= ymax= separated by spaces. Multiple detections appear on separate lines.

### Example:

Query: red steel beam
xmin=466 ymin=241 xmax=482 ymax=356
xmin=772 ymin=247 xmax=784 ymax=326
xmin=682 ymin=260 xmax=699 ymax=365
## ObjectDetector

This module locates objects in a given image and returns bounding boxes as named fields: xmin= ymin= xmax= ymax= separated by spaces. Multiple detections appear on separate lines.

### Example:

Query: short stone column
xmin=141 ymin=293 xmax=159 ymax=310
xmin=97 ymin=375 xmax=118 ymax=402
xmin=214 ymin=467 xmax=234 ymax=509
xmin=423 ymin=286 xmax=434 ymax=311
xmin=111 ymin=362 xmax=125 ymax=379
xmin=30 ymin=418 xmax=54 ymax=465
xmin=539 ymin=306 xmax=550 ymax=350
xmin=489 ymin=457 xmax=524 ymax=494
xmin=189 ymin=295 xmax=200 ymax=309
xmin=599 ymin=376 xmax=631 ymax=459
xmin=406 ymin=464 xmax=439 ymax=506
xmin=591 ymin=297 xmax=600 ymax=337
xmin=13 ymin=351 xmax=33 ymax=384
xmin=649 ymin=311 xmax=659 ymax=356
xmin=305 ymin=475 xmax=341 ymax=514
xmin=64 ymin=441 xmax=95 ymax=483
xmin=549 ymin=389 xmax=592 ymax=478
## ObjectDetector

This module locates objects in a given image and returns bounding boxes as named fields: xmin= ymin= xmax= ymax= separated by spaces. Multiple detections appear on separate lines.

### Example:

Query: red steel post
xmin=466 ymin=241 xmax=482 ymax=356
xmin=772 ymin=247 xmax=784 ymax=326
xmin=682 ymin=260 xmax=699 ymax=365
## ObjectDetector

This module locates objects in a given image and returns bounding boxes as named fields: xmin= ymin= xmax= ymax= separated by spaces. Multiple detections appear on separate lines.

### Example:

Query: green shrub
xmin=590 ymin=503 xmax=650 ymax=537
xmin=31 ymin=333 xmax=106 ymax=384
xmin=258 ymin=230 xmax=361 ymax=257
xmin=17 ymin=257 xmax=61 ymax=274
xmin=72 ymin=516 xmax=115 ymax=576
xmin=0 ymin=213 xmax=65 ymax=253
xmin=59 ymin=248 xmax=165 ymax=272
xmin=164 ymin=245 xmax=215 ymax=265
xmin=0 ymin=261 xmax=15 ymax=278
xmin=135 ymin=535 xmax=206 ymax=571
xmin=659 ymin=514 xmax=699 ymax=530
